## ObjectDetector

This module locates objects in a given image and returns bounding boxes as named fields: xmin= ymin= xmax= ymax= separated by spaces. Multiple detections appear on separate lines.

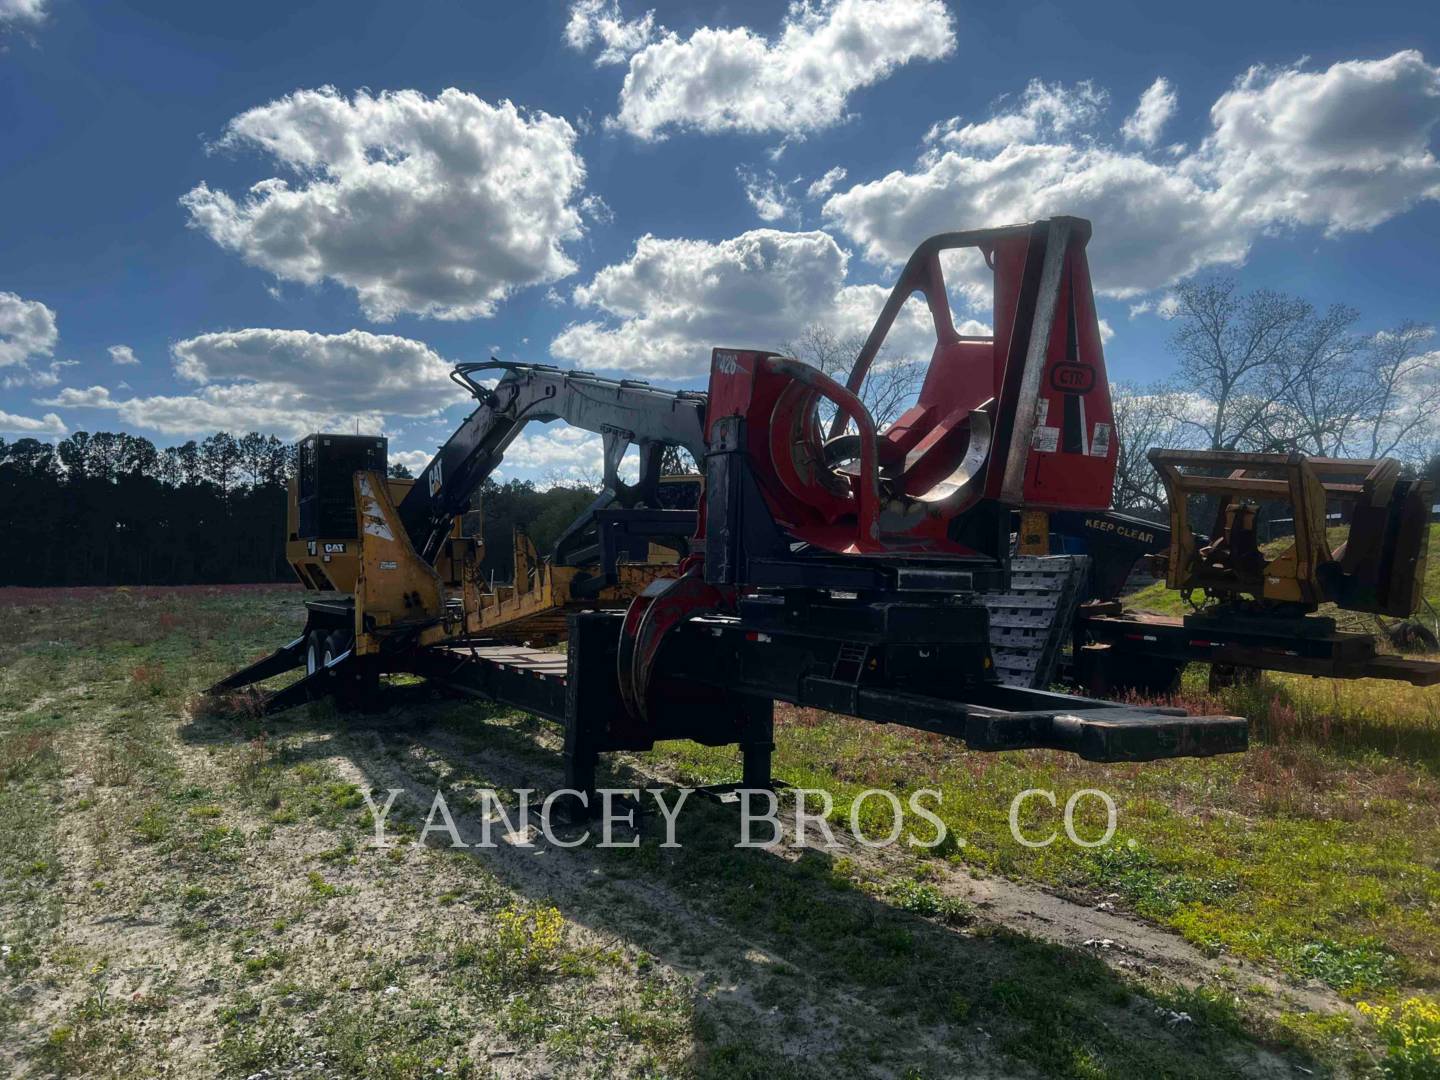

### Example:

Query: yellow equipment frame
xmin=340 ymin=471 xmax=679 ymax=656
xmin=1149 ymin=449 xmax=1428 ymax=616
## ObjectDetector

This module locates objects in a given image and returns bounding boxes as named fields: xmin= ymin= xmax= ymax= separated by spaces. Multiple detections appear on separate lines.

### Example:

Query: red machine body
xmin=701 ymin=217 xmax=1116 ymax=558
xmin=621 ymin=218 xmax=1126 ymax=727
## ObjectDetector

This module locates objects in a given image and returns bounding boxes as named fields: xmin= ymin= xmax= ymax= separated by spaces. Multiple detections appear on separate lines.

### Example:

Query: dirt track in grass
xmin=0 ymin=586 xmax=1401 ymax=1077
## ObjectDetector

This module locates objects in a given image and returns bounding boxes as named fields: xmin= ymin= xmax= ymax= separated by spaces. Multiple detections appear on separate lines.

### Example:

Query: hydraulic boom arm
xmin=396 ymin=362 xmax=708 ymax=562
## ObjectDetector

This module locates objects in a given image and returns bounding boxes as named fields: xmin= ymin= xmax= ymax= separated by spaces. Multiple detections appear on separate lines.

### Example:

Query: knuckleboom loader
xmin=213 ymin=218 xmax=1250 ymax=809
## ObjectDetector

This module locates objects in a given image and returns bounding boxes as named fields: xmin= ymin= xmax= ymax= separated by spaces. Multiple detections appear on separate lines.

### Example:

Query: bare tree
xmin=1357 ymin=322 xmax=1440 ymax=463
xmin=1248 ymin=304 xmax=1363 ymax=455
xmin=1166 ymin=278 xmax=1352 ymax=452
xmin=1109 ymin=381 xmax=1194 ymax=514
xmin=1168 ymin=279 xmax=1440 ymax=466
xmin=778 ymin=324 xmax=924 ymax=430
xmin=659 ymin=445 xmax=699 ymax=475
xmin=542 ymin=464 xmax=602 ymax=492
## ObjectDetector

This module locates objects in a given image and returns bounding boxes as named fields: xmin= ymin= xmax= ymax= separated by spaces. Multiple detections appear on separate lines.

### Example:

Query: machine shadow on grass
xmin=181 ymin=690 xmax=1320 ymax=1080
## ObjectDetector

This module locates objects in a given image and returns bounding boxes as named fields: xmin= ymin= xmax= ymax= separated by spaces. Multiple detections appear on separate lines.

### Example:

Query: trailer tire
xmin=323 ymin=630 xmax=352 ymax=667
xmin=305 ymin=630 xmax=328 ymax=677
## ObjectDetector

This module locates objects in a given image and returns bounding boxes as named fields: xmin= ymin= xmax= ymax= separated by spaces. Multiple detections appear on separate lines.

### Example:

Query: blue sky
xmin=2 ymin=0 xmax=1438 ymax=480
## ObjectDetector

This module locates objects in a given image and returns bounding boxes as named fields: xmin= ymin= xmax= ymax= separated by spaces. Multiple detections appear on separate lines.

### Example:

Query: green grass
xmin=4 ymin=584 xmax=1439 ymax=1076
xmin=579 ymin=794 xmax=1289 ymax=1080
xmin=644 ymin=675 xmax=1440 ymax=999
xmin=0 ymin=588 xmax=693 ymax=1078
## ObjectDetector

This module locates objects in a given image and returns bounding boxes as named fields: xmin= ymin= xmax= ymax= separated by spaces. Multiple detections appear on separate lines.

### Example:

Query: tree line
xmin=0 ymin=430 xmax=603 ymax=588
xmin=0 ymin=431 xmax=300 ymax=586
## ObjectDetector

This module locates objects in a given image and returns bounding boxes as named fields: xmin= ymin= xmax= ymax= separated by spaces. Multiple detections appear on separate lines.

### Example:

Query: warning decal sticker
xmin=1091 ymin=422 xmax=1112 ymax=457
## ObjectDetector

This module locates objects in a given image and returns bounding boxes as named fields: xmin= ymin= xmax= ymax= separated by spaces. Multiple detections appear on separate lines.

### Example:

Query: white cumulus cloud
xmin=827 ymin=142 xmax=1236 ymax=298
xmin=181 ymin=87 xmax=587 ymax=321
xmin=0 ymin=409 xmax=64 ymax=435
xmin=41 ymin=329 xmax=466 ymax=439
xmin=927 ymin=80 xmax=1108 ymax=150
xmin=609 ymin=0 xmax=955 ymax=140
xmin=738 ymin=168 xmax=797 ymax=222
xmin=169 ymin=328 xmax=462 ymax=416
xmin=493 ymin=424 xmax=641 ymax=487
xmin=550 ymin=228 xmax=959 ymax=379
xmin=40 ymin=384 xmax=376 ymax=441
xmin=0 ymin=291 xmax=58 ymax=368
xmin=564 ymin=0 xmax=654 ymax=65
xmin=806 ymin=166 xmax=848 ymax=199
xmin=1129 ymin=294 xmax=1180 ymax=320
xmin=1121 ymin=77 xmax=1178 ymax=147
xmin=389 ymin=448 xmax=436 ymax=475
xmin=3 ymin=359 xmax=76 ymax=390
xmin=1202 ymin=51 xmax=1440 ymax=233
xmin=108 ymin=344 xmax=139 ymax=366
xmin=0 ymin=0 xmax=46 ymax=26
xmin=823 ymin=51 xmax=1440 ymax=299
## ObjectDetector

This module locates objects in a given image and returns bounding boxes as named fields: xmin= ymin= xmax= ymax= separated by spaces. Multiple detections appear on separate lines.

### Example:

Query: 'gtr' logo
xmin=1050 ymin=363 xmax=1094 ymax=393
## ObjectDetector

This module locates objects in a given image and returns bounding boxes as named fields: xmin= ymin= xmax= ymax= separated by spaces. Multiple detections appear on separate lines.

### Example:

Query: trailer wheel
xmin=304 ymin=630 xmax=328 ymax=677
xmin=327 ymin=631 xmax=375 ymax=712
xmin=323 ymin=630 xmax=353 ymax=667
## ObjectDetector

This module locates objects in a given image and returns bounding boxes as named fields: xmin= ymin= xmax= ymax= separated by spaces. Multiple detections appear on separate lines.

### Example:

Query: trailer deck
xmin=390 ymin=612 xmax=1247 ymax=798
xmin=210 ymin=219 xmax=1256 ymax=811
xmin=221 ymin=610 xmax=1247 ymax=809
xmin=1082 ymin=607 xmax=1440 ymax=686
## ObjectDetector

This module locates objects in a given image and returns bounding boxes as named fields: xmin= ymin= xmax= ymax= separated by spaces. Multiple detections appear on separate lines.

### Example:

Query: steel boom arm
xmin=396 ymin=362 xmax=708 ymax=562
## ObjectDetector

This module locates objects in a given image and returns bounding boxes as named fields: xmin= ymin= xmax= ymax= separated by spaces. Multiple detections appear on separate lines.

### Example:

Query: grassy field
xmin=1 ymin=586 xmax=1438 ymax=1078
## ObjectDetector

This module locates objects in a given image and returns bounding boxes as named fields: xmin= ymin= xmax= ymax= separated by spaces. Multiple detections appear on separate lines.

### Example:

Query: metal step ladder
xmin=832 ymin=642 xmax=870 ymax=683
xmin=985 ymin=555 xmax=1089 ymax=688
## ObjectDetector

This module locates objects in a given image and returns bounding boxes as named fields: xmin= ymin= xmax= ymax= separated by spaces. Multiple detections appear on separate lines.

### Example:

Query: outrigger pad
xmin=206 ymin=635 xmax=306 ymax=694
xmin=965 ymin=706 xmax=1246 ymax=761
xmin=204 ymin=637 xmax=356 ymax=716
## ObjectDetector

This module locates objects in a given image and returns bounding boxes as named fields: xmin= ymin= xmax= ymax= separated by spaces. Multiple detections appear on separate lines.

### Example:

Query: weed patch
xmin=1360 ymin=996 xmax=1440 ymax=1079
